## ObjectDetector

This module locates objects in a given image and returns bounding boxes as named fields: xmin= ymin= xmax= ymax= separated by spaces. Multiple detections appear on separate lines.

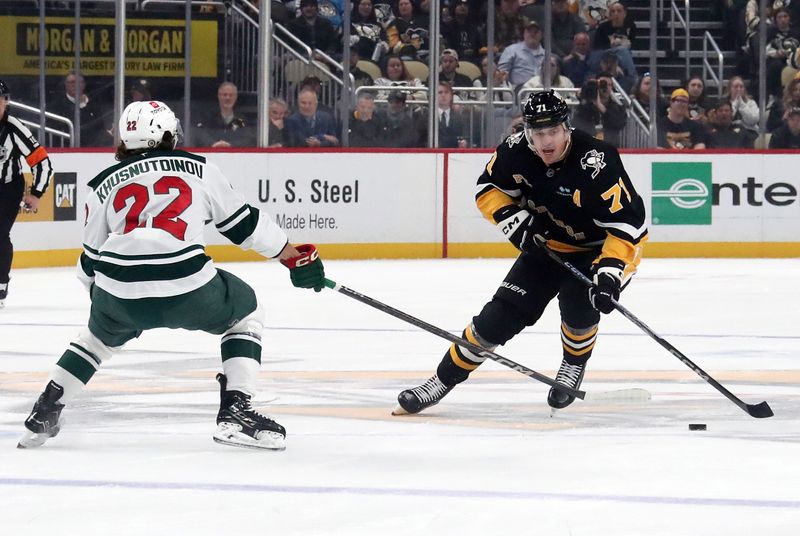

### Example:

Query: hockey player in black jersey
xmin=394 ymin=90 xmax=648 ymax=415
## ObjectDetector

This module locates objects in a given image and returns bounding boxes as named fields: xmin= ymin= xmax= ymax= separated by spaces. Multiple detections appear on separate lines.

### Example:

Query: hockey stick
xmin=323 ymin=278 xmax=581 ymax=397
xmin=323 ymin=278 xmax=650 ymax=403
xmin=538 ymin=246 xmax=774 ymax=419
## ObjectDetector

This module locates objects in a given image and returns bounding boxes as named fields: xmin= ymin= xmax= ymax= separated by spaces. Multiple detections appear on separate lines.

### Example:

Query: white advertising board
xmin=446 ymin=151 xmax=800 ymax=253
xmin=9 ymin=150 xmax=800 ymax=267
xmin=11 ymin=151 xmax=444 ymax=259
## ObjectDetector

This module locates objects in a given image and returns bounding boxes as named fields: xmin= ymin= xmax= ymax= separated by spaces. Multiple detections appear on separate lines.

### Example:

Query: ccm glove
xmin=280 ymin=244 xmax=325 ymax=292
xmin=589 ymin=258 xmax=625 ymax=314
xmin=493 ymin=205 xmax=537 ymax=252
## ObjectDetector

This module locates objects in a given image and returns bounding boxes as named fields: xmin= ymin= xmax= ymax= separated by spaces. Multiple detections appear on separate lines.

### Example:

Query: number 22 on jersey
xmin=112 ymin=175 xmax=193 ymax=240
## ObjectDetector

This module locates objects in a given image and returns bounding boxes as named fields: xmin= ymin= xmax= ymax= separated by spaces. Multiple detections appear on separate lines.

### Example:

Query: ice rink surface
xmin=1 ymin=257 xmax=798 ymax=535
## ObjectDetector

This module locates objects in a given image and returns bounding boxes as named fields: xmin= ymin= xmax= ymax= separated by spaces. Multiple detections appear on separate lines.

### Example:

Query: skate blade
xmin=391 ymin=404 xmax=410 ymax=416
xmin=17 ymin=430 xmax=49 ymax=449
xmin=213 ymin=426 xmax=285 ymax=451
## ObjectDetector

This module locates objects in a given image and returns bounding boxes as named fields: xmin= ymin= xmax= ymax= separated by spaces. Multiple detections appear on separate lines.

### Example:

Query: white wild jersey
xmin=79 ymin=150 xmax=287 ymax=299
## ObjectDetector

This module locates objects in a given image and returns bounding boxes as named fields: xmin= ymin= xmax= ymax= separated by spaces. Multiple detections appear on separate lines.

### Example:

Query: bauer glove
xmin=280 ymin=244 xmax=325 ymax=292
xmin=589 ymin=258 xmax=624 ymax=314
xmin=492 ymin=205 xmax=538 ymax=252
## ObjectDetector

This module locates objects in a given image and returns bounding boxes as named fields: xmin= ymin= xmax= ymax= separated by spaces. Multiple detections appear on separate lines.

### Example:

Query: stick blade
xmin=747 ymin=401 xmax=774 ymax=419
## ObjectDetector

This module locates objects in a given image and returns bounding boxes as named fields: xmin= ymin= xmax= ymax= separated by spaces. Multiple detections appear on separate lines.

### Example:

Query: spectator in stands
xmin=441 ymin=0 xmax=483 ymax=62
xmin=128 ymin=79 xmax=153 ymax=103
xmin=386 ymin=0 xmax=430 ymax=60
xmin=498 ymin=20 xmax=546 ymax=88
xmin=268 ymin=98 xmax=290 ymax=147
xmin=195 ymin=82 xmax=255 ymax=148
xmin=436 ymin=82 xmax=470 ymax=148
xmin=49 ymin=72 xmax=110 ymax=147
xmin=657 ymin=88 xmax=709 ymax=149
xmin=440 ymin=49 xmax=475 ymax=93
xmin=766 ymin=8 xmax=800 ymax=100
xmin=315 ymin=0 xmax=345 ymax=33
xmin=706 ymin=100 xmax=754 ymax=148
xmin=373 ymin=0 xmax=395 ymax=26
xmin=723 ymin=75 xmax=760 ymax=136
xmin=594 ymin=2 xmax=636 ymax=51
xmin=572 ymin=72 xmax=627 ymax=146
xmin=579 ymin=0 xmax=613 ymax=33
xmin=563 ymin=31 xmax=593 ymax=87
xmin=768 ymin=105 xmax=800 ymax=148
xmin=684 ymin=75 xmax=708 ymax=123
xmin=474 ymin=54 xmax=513 ymax=98
xmin=287 ymin=0 xmax=339 ymax=56
xmin=767 ymin=75 xmax=800 ymax=132
xmin=286 ymin=88 xmax=339 ymax=147
xmin=351 ymin=0 xmax=387 ymax=62
xmin=298 ymin=75 xmax=335 ymax=118
xmin=495 ymin=0 xmax=525 ymax=50
xmin=552 ymin=0 xmax=588 ymax=56
xmin=630 ymin=72 xmax=666 ymax=117
xmin=384 ymin=90 xmax=422 ymax=147
xmin=348 ymin=92 xmax=388 ymax=146
xmin=522 ymin=55 xmax=577 ymax=103
xmin=349 ymin=47 xmax=376 ymax=89
xmin=590 ymin=50 xmax=634 ymax=93
xmin=374 ymin=54 xmax=425 ymax=98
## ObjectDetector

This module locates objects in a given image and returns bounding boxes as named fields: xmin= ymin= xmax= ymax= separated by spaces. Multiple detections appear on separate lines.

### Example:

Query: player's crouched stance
xmin=395 ymin=91 xmax=647 ymax=416
xmin=18 ymin=101 xmax=325 ymax=451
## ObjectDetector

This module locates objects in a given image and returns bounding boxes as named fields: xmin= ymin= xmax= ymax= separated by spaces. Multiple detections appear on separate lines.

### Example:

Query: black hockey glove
xmin=493 ymin=205 xmax=538 ymax=252
xmin=589 ymin=258 xmax=624 ymax=314
xmin=280 ymin=244 xmax=325 ymax=292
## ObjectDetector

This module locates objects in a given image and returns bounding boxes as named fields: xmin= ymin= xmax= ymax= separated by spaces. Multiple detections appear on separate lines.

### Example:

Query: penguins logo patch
xmin=506 ymin=131 xmax=524 ymax=148
xmin=580 ymin=149 xmax=606 ymax=179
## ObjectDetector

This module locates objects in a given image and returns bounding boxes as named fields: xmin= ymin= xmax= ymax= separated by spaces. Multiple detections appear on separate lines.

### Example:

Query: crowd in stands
xmin=18 ymin=0 xmax=800 ymax=149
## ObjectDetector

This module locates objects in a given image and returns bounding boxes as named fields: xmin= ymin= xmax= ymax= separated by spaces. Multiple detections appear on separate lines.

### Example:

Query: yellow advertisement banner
xmin=17 ymin=172 xmax=78 ymax=223
xmin=0 ymin=16 xmax=218 ymax=77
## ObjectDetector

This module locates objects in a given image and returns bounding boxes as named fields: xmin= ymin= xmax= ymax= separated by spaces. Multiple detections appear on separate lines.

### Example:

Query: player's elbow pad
xmin=493 ymin=205 xmax=533 ymax=250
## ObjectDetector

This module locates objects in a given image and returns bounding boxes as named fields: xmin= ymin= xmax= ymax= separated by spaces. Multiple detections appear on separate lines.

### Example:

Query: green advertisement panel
xmin=651 ymin=162 xmax=712 ymax=225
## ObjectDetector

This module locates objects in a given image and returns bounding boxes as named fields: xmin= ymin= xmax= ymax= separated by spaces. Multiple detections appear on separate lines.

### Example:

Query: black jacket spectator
xmin=441 ymin=2 xmax=483 ymax=62
xmin=572 ymin=75 xmax=628 ymax=147
xmin=48 ymin=73 xmax=112 ymax=147
xmin=593 ymin=3 xmax=637 ymax=50
xmin=288 ymin=0 xmax=339 ymax=54
xmin=769 ymin=108 xmax=800 ymax=148
xmin=384 ymin=91 xmax=420 ymax=147
xmin=706 ymin=101 xmax=754 ymax=148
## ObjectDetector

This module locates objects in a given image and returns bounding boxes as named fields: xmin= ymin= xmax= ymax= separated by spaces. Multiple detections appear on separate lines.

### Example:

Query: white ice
xmin=1 ymin=258 xmax=798 ymax=535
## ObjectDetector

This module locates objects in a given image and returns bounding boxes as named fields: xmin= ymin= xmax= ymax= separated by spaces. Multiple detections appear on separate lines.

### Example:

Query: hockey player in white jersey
xmin=18 ymin=100 xmax=325 ymax=451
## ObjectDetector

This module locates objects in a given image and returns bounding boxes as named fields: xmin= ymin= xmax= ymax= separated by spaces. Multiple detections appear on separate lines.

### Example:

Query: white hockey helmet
xmin=119 ymin=100 xmax=181 ymax=150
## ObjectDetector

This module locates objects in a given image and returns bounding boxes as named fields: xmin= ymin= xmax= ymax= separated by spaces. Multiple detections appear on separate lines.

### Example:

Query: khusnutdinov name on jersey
xmin=95 ymin=158 xmax=204 ymax=202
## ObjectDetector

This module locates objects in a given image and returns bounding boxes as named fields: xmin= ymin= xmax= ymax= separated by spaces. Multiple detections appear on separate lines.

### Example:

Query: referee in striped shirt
xmin=0 ymin=79 xmax=54 ymax=307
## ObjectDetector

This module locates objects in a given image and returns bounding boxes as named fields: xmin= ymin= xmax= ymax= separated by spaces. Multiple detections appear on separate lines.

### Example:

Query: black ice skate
xmin=547 ymin=358 xmax=587 ymax=415
xmin=18 ymin=381 xmax=66 ymax=448
xmin=0 ymin=281 xmax=8 ymax=308
xmin=213 ymin=373 xmax=286 ymax=451
xmin=393 ymin=374 xmax=454 ymax=415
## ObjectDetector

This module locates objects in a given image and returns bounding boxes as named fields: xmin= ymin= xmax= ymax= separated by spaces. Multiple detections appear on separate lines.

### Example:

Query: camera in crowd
xmin=582 ymin=78 xmax=609 ymax=100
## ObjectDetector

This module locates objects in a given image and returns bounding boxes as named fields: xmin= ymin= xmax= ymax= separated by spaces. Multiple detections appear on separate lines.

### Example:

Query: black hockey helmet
xmin=522 ymin=90 xmax=570 ymax=129
xmin=0 ymin=79 xmax=9 ymax=99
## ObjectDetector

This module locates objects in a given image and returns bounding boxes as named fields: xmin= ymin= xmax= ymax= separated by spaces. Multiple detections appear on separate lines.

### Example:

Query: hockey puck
xmin=688 ymin=423 xmax=707 ymax=431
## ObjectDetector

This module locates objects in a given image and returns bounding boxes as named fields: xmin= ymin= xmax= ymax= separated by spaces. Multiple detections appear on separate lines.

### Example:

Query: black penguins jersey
xmin=476 ymin=128 xmax=648 ymax=272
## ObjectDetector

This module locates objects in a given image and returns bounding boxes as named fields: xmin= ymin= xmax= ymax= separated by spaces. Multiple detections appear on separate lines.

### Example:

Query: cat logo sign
xmin=17 ymin=172 xmax=77 ymax=222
